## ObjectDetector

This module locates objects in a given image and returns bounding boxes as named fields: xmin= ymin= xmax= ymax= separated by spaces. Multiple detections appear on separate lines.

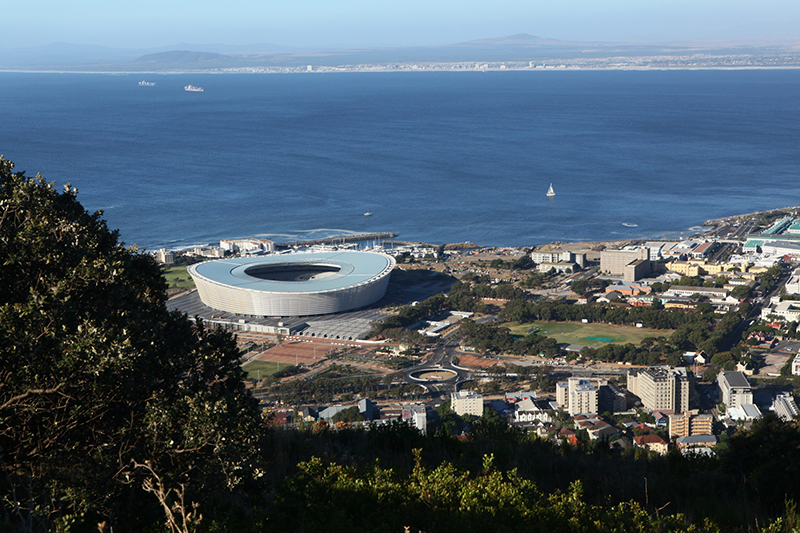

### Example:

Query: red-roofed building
xmin=633 ymin=434 xmax=669 ymax=455
xmin=558 ymin=427 xmax=578 ymax=446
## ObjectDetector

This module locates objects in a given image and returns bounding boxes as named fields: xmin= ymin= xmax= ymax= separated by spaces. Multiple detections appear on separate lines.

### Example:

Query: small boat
xmin=364 ymin=212 xmax=373 ymax=216
xmin=622 ymin=222 xmax=639 ymax=227
xmin=546 ymin=183 xmax=555 ymax=198
xmin=138 ymin=80 xmax=156 ymax=86
xmin=184 ymin=85 xmax=204 ymax=92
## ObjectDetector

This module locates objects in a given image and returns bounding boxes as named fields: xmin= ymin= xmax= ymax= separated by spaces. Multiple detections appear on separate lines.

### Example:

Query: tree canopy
xmin=0 ymin=158 xmax=261 ymax=531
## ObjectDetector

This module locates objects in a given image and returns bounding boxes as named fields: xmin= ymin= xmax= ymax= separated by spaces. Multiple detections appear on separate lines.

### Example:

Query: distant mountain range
xmin=1 ymin=34 xmax=798 ymax=71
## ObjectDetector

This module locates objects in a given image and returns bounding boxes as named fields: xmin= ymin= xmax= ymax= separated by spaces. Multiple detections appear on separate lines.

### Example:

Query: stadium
xmin=187 ymin=251 xmax=395 ymax=317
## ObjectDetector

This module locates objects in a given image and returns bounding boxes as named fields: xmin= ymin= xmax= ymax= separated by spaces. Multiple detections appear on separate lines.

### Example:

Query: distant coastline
xmin=3 ymin=33 xmax=799 ymax=73
xmin=3 ymin=63 xmax=800 ymax=75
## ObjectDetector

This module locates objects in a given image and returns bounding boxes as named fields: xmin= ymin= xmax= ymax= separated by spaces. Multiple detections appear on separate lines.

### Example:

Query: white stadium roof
xmin=188 ymin=251 xmax=395 ymax=317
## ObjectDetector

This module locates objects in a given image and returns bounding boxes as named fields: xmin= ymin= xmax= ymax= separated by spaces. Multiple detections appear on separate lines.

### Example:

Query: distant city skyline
xmin=7 ymin=0 xmax=800 ymax=50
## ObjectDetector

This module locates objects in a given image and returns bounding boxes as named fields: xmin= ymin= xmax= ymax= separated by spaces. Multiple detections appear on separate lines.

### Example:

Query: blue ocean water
xmin=1 ymin=70 xmax=799 ymax=250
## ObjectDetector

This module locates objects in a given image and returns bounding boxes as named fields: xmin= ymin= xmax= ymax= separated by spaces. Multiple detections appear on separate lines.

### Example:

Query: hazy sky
xmin=8 ymin=0 xmax=800 ymax=49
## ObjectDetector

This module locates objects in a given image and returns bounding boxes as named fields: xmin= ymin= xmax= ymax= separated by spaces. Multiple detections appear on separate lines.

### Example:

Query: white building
xmin=760 ymin=300 xmax=800 ymax=323
xmin=717 ymin=371 xmax=753 ymax=410
xmin=451 ymin=391 xmax=483 ymax=417
xmin=792 ymin=355 xmax=800 ymax=377
xmin=728 ymin=403 xmax=762 ymax=422
xmin=220 ymin=238 xmax=275 ymax=254
xmin=663 ymin=286 xmax=729 ymax=300
xmin=556 ymin=378 xmax=598 ymax=416
xmin=773 ymin=393 xmax=800 ymax=422
xmin=513 ymin=397 xmax=553 ymax=424
xmin=192 ymin=246 xmax=225 ymax=258
xmin=402 ymin=405 xmax=427 ymax=434
xmin=531 ymin=250 xmax=585 ymax=269
xmin=784 ymin=268 xmax=800 ymax=295
xmin=153 ymin=248 xmax=176 ymax=264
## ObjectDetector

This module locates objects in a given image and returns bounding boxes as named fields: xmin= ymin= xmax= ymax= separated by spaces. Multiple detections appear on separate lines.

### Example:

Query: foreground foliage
xmin=4 ymin=156 xmax=800 ymax=532
xmin=0 ymin=158 xmax=261 ymax=531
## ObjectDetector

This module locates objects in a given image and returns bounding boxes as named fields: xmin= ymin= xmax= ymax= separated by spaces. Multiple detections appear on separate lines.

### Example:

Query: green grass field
xmin=162 ymin=265 xmax=195 ymax=291
xmin=505 ymin=321 xmax=672 ymax=348
xmin=242 ymin=360 xmax=283 ymax=381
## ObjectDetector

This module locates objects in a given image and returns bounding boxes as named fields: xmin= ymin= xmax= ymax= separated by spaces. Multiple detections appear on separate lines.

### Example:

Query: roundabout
xmin=410 ymin=369 xmax=458 ymax=382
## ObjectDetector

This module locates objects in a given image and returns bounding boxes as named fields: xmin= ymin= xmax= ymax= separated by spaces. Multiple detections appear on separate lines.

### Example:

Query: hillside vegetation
xmin=3 ymin=155 xmax=800 ymax=532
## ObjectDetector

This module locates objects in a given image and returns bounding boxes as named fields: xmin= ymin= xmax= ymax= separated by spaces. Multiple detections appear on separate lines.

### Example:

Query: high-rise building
xmin=717 ymin=371 xmax=753 ymax=410
xmin=153 ymin=248 xmax=176 ymax=264
xmin=450 ymin=391 xmax=483 ymax=417
xmin=600 ymin=248 xmax=650 ymax=281
xmin=557 ymin=378 xmax=625 ymax=415
xmin=556 ymin=378 xmax=598 ymax=416
xmin=668 ymin=409 xmax=713 ymax=439
xmin=627 ymin=366 xmax=690 ymax=414
xmin=772 ymin=393 xmax=800 ymax=422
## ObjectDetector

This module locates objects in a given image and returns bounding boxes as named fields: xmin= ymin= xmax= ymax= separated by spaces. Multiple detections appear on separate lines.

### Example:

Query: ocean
xmin=1 ymin=69 xmax=799 ymax=250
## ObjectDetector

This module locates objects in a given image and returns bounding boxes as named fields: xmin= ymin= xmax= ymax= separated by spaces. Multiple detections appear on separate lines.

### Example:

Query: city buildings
xmin=556 ymin=378 xmax=626 ymax=415
xmin=600 ymin=248 xmax=650 ymax=281
xmin=717 ymin=371 xmax=753 ymax=410
xmin=785 ymin=267 xmax=800 ymax=295
xmin=153 ymin=248 xmax=176 ymax=264
xmin=633 ymin=434 xmax=669 ymax=455
xmin=772 ymin=393 xmax=800 ymax=422
xmin=792 ymin=356 xmax=800 ymax=377
xmin=556 ymin=378 xmax=598 ymax=416
xmin=668 ymin=409 xmax=713 ymax=439
xmin=402 ymin=405 xmax=428 ymax=434
xmin=451 ymin=391 xmax=484 ymax=417
xmin=530 ymin=250 xmax=585 ymax=273
xmin=627 ymin=366 xmax=690 ymax=414
xmin=219 ymin=238 xmax=275 ymax=254
xmin=760 ymin=298 xmax=800 ymax=323
xmin=676 ymin=435 xmax=718 ymax=450
xmin=663 ymin=286 xmax=729 ymax=300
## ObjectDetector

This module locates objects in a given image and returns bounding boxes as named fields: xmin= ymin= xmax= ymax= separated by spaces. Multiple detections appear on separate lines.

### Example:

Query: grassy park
xmin=162 ymin=265 xmax=195 ymax=291
xmin=505 ymin=321 xmax=672 ymax=348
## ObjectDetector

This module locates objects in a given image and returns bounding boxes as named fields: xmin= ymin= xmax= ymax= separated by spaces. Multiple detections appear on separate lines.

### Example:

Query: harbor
xmin=275 ymin=232 xmax=397 ymax=249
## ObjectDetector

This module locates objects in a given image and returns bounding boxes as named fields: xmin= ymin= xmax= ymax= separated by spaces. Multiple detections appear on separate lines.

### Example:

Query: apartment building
xmin=668 ymin=409 xmax=713 ymax=439
xmin=556 ymin=378 xmax=598 ymax=416
xmin=717 ymin=371 xmax=753 ymax=410
xmin=450 ymin=391 xmax=484 ymax=417
xmin=627 ymin=366 xmax=690 ymax=414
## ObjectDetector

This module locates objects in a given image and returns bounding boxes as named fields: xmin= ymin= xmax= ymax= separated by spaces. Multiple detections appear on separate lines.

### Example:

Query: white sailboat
xmin=546 ymin=183 xmax=555 ymax=198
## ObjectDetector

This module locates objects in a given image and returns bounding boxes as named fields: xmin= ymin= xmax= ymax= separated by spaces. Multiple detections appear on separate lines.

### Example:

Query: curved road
xmin=400 ymin=332 xmax=472 ymax=400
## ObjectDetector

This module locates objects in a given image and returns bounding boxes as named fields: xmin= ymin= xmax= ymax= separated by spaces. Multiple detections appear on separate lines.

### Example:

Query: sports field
xmin=242 ymin=360 xmax=283 ymax=381
xmin=505 ymin=321 xmax=672 ymax=348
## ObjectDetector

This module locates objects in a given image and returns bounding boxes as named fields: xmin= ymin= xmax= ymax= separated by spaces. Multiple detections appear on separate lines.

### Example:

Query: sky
xmin=7 ymin=0 xmax=800 ymax=50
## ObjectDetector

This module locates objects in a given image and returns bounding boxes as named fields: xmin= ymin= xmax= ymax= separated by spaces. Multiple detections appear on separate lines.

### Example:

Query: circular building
xmin=188 ymin=251 xmax=395 ymax=317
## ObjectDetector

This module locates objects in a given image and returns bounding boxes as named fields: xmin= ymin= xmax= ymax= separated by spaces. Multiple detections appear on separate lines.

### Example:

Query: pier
xmin=276 ymin=232 xmax=397 ymax=249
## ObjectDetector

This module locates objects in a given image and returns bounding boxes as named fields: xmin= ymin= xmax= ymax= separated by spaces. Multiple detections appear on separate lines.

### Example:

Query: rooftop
xmin=190 ymin=251 xmax=394 ymax=294
xmin=720 ymin=371 xmax=751 ymax=389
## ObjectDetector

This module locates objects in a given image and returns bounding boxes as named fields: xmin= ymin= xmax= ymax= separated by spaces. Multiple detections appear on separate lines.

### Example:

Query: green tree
xmin=731 ymin=285 xmax=753 ymax=300
xmin=0 ymin=158 xmax=261 ymax=531
xmin=571 ymin=279 xmax=588 ymax=295
xmin=331 ymin=406 xmax=366 ymax=423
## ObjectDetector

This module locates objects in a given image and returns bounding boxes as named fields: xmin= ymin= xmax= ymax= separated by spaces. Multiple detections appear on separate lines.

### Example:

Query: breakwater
xmin=703 ymin=206 xmax=800 ymax=226
xmin=276 ymin=232 xmax=397 ymax=249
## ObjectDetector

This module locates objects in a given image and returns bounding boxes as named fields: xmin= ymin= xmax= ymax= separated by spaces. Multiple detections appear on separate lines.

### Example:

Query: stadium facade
xmin=188 ymin=251 xmax=395 ymax=317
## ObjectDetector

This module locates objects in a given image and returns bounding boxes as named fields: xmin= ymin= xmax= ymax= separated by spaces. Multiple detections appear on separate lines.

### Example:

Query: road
xmin=729 ymin=266 xmax=791 ymax=350
xmin=398 ymin=331 xmax=473 ymax=401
